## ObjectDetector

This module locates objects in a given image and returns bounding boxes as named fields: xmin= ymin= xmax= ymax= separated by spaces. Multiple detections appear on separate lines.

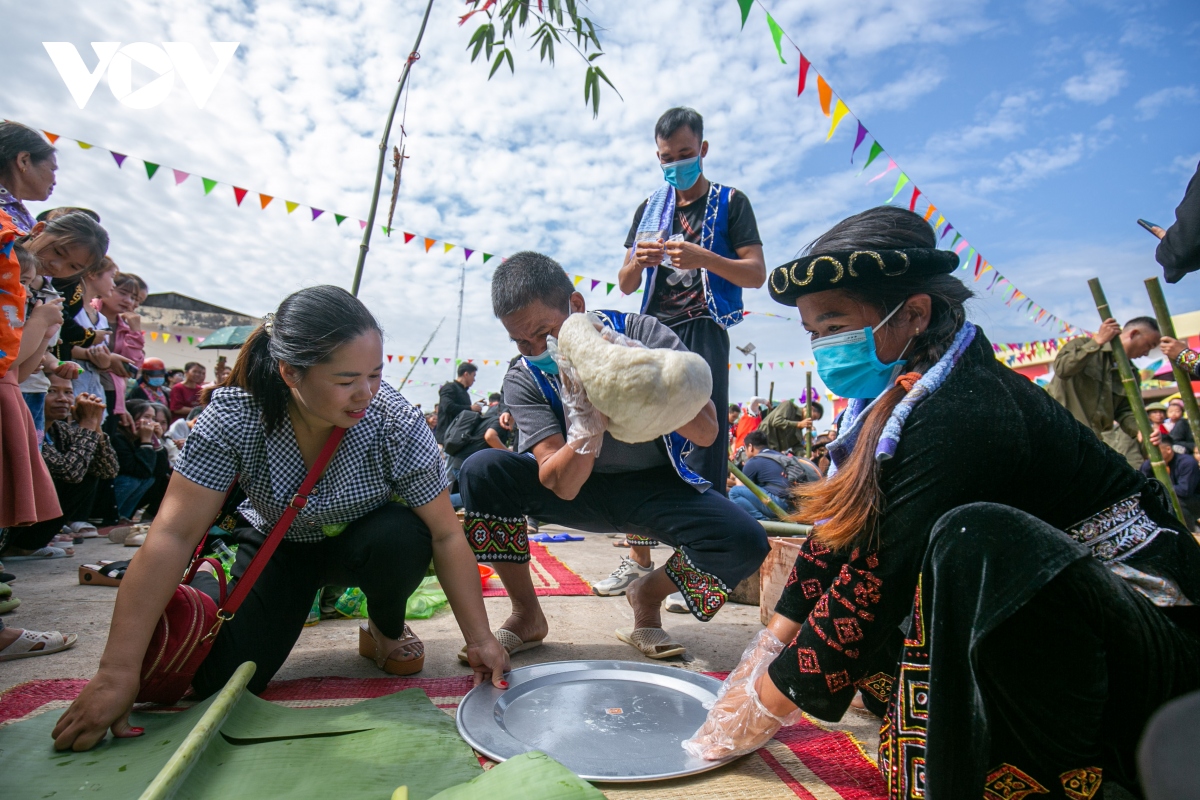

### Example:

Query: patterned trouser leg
xmin=664 ymin=549 xmax=730 ymax=622
xmin=625 ymin=533 xmax=658 ymax=547
xmin=463 ymin=513 xmax=530 ymax=563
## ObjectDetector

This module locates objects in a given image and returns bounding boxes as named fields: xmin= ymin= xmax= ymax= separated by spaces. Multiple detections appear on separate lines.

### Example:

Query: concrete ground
xmin=0 ymin=525 xmax=881 ymax=754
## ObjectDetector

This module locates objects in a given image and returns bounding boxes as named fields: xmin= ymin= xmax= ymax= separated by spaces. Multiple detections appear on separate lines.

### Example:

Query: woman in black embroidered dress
xmin=686 ymin=207 xmax=1200 ymax=799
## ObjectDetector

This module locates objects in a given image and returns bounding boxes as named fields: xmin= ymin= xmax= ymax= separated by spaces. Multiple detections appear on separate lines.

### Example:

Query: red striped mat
xmin=481 ymin=541 xmax=592 ymax=597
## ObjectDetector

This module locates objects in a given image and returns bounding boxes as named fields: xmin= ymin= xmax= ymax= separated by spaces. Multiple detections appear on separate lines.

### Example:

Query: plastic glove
xmin=550 ymin=332 xmax=608 ymax=456
xmin=682 ymin=628 xmax=802 ymax=761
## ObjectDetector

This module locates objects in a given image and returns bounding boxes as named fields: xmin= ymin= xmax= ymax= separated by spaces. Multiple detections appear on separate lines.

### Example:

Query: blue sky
xmin=5 ymin=0 xmax=1199 ymax=412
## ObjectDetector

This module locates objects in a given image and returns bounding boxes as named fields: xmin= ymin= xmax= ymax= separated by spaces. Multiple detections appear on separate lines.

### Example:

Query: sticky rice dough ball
xmin=557 ymin=314 xmax=712 ymax=443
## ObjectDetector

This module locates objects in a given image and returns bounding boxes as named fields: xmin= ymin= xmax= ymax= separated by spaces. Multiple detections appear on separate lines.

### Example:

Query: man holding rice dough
xmin=457 ymin=251 xmax=768 ymax=660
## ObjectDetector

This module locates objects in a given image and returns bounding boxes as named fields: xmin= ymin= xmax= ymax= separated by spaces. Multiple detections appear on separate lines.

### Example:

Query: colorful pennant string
xmin=739 ymin=0 xmax=1084 ymax=336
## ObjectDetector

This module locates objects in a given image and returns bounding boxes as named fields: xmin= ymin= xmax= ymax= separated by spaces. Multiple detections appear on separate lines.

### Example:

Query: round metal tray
xmin=455 ymin=659 xmax=736 ymax=783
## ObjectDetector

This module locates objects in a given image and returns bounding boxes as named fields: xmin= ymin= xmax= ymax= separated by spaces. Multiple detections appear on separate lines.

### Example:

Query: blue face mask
xmin=147 ymin=377 xmax=165 ymax=387
xmin=811 ymin=304 xmax=912 ymax=399
xmin=526 ymin=348 xmax=559 ymax=375
xmin=662 ymin=155 xmax=703 ymax=191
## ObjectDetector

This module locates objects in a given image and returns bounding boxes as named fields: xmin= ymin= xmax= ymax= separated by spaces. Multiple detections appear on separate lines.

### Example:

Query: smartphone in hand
xmin=1138 ymin=219 xmax=1166 ymax=239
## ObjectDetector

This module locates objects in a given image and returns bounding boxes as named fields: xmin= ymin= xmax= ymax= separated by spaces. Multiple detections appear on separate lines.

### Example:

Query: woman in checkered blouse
xmin=51 ymin=285 xmax=509 ymax=752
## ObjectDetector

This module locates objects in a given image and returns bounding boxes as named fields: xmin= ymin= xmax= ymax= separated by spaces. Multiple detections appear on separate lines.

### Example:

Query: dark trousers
xmin=191 ymin=501 xmax=433 ymax=697
xmin=670 ymin=317 xmax=730 ymax=495
xmin=9 ymin=474 xmax=100 ymax=550
xmin=459 ymin=448 xmax=768 ymax=620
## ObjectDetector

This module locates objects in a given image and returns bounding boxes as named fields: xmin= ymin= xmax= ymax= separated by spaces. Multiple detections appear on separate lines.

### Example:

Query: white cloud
xmin=1135 ymin=85 xmax=1198 ymax=120
xmin=975 ymin=134 xmax=1086 ymax=193
xmin=927 ymin=91 xmax=1039 ymax=153
xmin=1062 ymin=51 xmax=1127 ymax=104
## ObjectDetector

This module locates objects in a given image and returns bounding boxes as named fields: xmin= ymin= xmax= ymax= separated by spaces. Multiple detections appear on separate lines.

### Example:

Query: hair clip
xmin=263 ymin=313 xmax=275 ymax=336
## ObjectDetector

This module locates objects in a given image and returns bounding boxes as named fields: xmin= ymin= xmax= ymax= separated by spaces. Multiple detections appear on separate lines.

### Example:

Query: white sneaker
xmin=592 ymin=556 xmax=654 ymax=596
xmin=663 ymin=592 xmax=689 ymax=614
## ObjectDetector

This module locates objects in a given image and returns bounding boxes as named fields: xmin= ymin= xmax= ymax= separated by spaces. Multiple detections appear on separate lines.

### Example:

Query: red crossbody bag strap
xmin=219 ymin=425 xmax=346 ymax=617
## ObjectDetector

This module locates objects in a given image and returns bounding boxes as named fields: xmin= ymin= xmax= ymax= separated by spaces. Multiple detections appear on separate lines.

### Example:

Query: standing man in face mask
xmin=617 ymin=107 xmax=766 ymax=498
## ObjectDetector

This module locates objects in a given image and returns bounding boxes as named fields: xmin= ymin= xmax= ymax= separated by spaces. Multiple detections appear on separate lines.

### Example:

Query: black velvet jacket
xmin=770 ymin=327 xmax=1200 ymax=722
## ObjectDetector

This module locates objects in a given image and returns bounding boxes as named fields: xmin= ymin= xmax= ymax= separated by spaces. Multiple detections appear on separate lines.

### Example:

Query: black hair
xmin=1160 ymin=431 xmax=1175 ymax=446
xmin=18 ymin=211 xmax=110 ymax=275
xmin=728 ymin=403 xmax=741 ymax=414
xmin=655 ymin=107 xmax=703 ymax=143
xmin=0 ymin=122 xmax=55 ymax=185
xmin=183 ymin=362 xmax=203 ymax=373
xmin=745 ymin=429 xmax=769 ymax=449
xmin=807 ymin=400 xmax=825 ymax=419
xmin=36 ymin=206 xmax=101 ymax=223
xmin=488 ymin=392 xmax=502 ymax=403
xmin=14 ymin=243 xmax=40 ymax=279
xmin=1124 ymin=316 xmax=1160 ymax=333
xmin=491 ymin=251 xmax=575 ymax=318
xmin=457 ymin=361 xmax=478 ymax=377
xmin=221 ymin=285 xmax=382 ymax=433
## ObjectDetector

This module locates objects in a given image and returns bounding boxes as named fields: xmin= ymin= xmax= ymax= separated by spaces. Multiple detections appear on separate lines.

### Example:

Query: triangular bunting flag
xmin=826 ymin=99 xmax=850 ymax=140
xmin=942 ymin=224 xmax=956 ymax=242
xmin=149 ymin=331 xmax=158 ymax=341
xmin=404 ymin=232 xmax=415 ymax=244
xmin=359 ymin=220 xmax=368 ymax=229
xmin=387 ymin=354 xmax=394 ymax=362
xmin=464 ymin=248 xmax=474 ymax=260
xmin=887 ymin=172 xmax=910 ymax=203
xmin=444 ymin=243 xmax=455 ymax=253
xmin=573 ymin=275 xmax=584 ymax=286
xmin=737 ymin=364 xmax=742 ymax=370
xmin=483 ymin=254 xmax=494 ymax=263
xmin=409 ymin=356 xmax=416 ymax=363
xmin=233 ymin=187 xmax=248 ymax=206
xmin=202 ymin=178 xmax=218 ymax=195
xmin=77 ymin=141 xmax=93 ymax=149
xmin=934 ymin=215 xmax=945 ymax=232
xmin=923 ymin=204 xmax=937 ymax=222
xmin=144 ymin=162 xmax=160 ymax=180
xmin=311 ymin=208 xmax=324 ymax=220
xmin=737 ymin=0 xmax=754 ymax=28
xmin=591 ymin=279 xmax=600 ymax=290
xmin=867 ymin=158 xmax=897 ymax=183
xmin=172 ymin=169 xmax=189 ymax=185
xmin=797 ymin=53 xmax=811 ymax=96
xmin=851 ymin=123 xmax=868 ymax=163
xmin=334 ymin=214 xmax=346 ymax=225
xmin=43 ymin=131 xmax=59 ymax=144
xmin=432 ymin=357 xmax=439 ymax=364
xmin=817 ymin=75 xmax=832 ymax=116
xmin=859 ymin=141 xmax=884 ymax=174
xmin=285 ymin=201 xmax=299 ymax=214
xmin=421 ymin=357 xmax=428 ymax=364
xmin=111 ymin=152 xmax=127 ymax=168
xmin=175 ymin=335 xmax=182 ymax=343
xmin=424 ymin=238 xmax=436 ymax=252
xmin=908 ymin=187 xmax=922 ymax=213
xmin=765 ymin=13 xmax=787 ymax=64
xmin=259 ymin=194 xmax=273 ymax=209
xmin=606 ymin=282 xmax=615 ymax=295
xmin=187 ymin=336 xmax=194 ymax=345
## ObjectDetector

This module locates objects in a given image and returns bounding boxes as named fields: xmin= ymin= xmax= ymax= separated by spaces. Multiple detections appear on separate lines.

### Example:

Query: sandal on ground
xmin=457 ymin=628 xmax=544 ymax=664
xmin=124 ymin=531 xmax=148 ymax=547
xmin=79 ymin=560 xmax=130 ymax=587
xmin=108 ymin=524 xmax=135 ymax=544
xmin=615 ymin=627 xmax=686 ymax=659
xmin=70 ymin=521 xmax=100 ymax=538
xmin=2 ymin=546 xmax=73 ymax=561
xmin=0 ymin=629 xmax=78 ymax=661
xmin=0 ymin=571 xmax=14 ymax=584
xmin=0 ymin=597 xmax=19 ymax=614
xmin=358 ymin=622 xmax=425 ymax=676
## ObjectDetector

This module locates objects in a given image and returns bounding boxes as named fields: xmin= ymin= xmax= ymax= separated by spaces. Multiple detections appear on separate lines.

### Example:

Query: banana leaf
xmin=426 ymin=752 xmax=607 ymax=800
xmin=1 ymin=684 xmax=482 ymax=799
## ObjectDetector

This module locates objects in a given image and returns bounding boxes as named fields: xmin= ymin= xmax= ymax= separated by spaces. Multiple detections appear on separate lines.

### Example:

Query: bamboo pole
xmin=399 ymin=316 xmax=446 ymax=388
xmin=351 ymin=0 xmax=437 ymax=296
xmin=767 ymin=381 xmax=774 ymax=407
xmin=728 ymin=461 xmax=791 ymax=519
xmin=139 ymin=661 xmax=256 ymax=800
xmin=760 ymin=519 xmax=812 ymax=536
xmin=1144 ymin=277 xmax=1200 ymax=445
xmin=804 ymin=371 xmax=813 ymax=459
xmin=1088 ymin=278 xmax=1185 ymax=522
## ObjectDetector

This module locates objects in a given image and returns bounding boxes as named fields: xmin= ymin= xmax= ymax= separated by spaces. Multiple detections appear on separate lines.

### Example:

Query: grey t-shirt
xmin=503 ymin=313 xmax=691 ymax=473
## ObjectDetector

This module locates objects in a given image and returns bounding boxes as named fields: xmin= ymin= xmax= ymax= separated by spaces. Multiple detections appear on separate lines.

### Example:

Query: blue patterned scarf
xmin=637 ymin=184 xmax=675 ymax=236
xmin=827 ymin=321 xmax=977 ymax=475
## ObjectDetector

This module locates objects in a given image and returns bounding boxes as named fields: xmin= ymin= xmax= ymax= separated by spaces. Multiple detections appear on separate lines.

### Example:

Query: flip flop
xmin=615 ymin=627 xmax=686 ymax=659
xmin=0 ymin=572 xmax=14 ymax=584
xmin=359 ymin=622 xmax=425 ymax=675
xmin=69 ymin=522 xmax=100 ymax=538
xmin=79 ymin=560 xmax=130 ymax=587
xmin=457 ymin=628 xmax=544 ymax=664
xmin=0 ymin=629 xmax=78 ymax=661
xmin=528 ymin=533 xmax=584 ymax=543
xmin=3 ymin=546 xmax=72 ymax=561
xmin=125 ymin=532 xmax=148 ymax=547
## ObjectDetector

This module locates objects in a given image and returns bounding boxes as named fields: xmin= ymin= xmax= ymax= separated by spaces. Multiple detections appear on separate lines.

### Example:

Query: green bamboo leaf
xmin=489 ymin=49 xmax=508 ymax=78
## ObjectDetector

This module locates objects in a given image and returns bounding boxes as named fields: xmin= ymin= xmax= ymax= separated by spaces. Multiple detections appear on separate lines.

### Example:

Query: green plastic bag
xmin=334 ymin=577 xmax=449 ymax=621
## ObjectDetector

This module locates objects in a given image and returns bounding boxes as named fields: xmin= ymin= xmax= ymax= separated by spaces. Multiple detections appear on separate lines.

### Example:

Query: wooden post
xmin=1144 ymin=277 xmax=1200 ymax=446
xmin=728 ymin=461 xmax=790 ymax=519
xmin=350 ymin=0 xmax=437 ymax=296
xmin=804 ymin=371 xmax=814 ymax=459
xmin=767 ymin=381 xmax=774 ymax=406
xmin=1089 ymin=278 xmax=1185 ymax=522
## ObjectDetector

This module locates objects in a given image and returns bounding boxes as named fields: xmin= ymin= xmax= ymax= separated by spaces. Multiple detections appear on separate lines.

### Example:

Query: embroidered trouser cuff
xmin=664 ymin=549 xmax=731 ymax=622
xmin=463 ymin=513 xmax=530 ymax=563
xmin=625 ymin=533 xmax=658 ymax=546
